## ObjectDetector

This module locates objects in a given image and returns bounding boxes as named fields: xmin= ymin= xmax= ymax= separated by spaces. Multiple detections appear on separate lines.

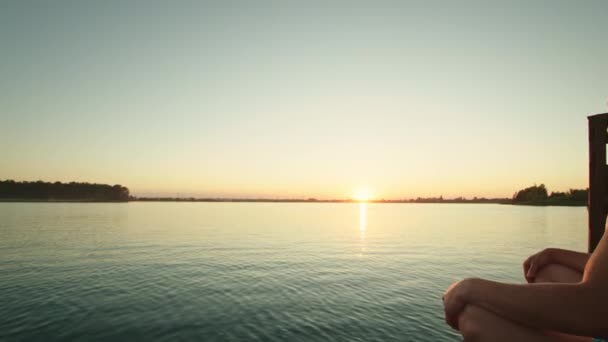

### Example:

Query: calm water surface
xmin=0 ymin=203 xmax=587 ymax=341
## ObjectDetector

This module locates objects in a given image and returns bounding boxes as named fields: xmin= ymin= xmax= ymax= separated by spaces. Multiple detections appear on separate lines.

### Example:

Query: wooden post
xmin=588 ymin=113 xmax=608 ymax=253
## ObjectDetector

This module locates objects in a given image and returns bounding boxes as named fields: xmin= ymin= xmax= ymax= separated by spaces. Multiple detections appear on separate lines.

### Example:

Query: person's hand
xmin=523 ymin=248 xmax=554 ymax=283
xmin=442 ymin=278 xmax=475 ymax=330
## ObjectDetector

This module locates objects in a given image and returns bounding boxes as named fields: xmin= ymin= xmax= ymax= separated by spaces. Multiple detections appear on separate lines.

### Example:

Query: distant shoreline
xmin=132 ymin=197 xmax=513 ymax=204
xmin=509 ymin=201 xmax=586 ymax=207
xmin=0 ymin=198 xmax=587 ymax=206
xmin=0 ymin=180 xmax=587 ymax=206
xmin=134 ymin=199 xmax=586 ymax=206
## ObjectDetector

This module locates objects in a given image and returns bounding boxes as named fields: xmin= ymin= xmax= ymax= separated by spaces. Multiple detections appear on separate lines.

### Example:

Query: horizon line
xmin=132 ymin=196 xmax=511 ymax=202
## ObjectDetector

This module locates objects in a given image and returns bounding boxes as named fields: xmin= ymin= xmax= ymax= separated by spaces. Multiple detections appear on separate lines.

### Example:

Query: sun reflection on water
xmin=359 ymin=202 xmax=367 ymax=232
xmin=358 ymin=203 xmax=367 ymax=257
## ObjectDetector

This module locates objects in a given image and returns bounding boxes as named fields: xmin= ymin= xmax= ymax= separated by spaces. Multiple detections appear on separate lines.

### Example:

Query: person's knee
xmin=534 ymin=263 xmax=580 ymax=283
xmin=534 ymin=263 xmax=561 ymax=283
xmin=458 ymin=305 xmax=483 ymax=342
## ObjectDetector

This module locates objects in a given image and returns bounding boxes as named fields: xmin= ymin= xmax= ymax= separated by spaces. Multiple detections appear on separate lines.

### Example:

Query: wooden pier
xmin=588 ymin=113 xmax=608 ymax=252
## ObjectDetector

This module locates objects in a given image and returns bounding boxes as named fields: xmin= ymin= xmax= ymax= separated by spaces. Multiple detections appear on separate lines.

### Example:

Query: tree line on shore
xmin=0 ymin=180 xmax=130 ymax=202
xmin=512 ymin=184 xmax=587 ymax=206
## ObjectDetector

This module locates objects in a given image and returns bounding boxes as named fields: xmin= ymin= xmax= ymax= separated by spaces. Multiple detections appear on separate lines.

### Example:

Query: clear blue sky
xmin=1 ymin=1 xmax=607 ymax=198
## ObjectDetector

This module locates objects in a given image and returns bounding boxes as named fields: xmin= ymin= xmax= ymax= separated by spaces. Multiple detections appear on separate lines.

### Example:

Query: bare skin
xmin=455 ymin=264 xmax=591 ymax=341
xmin=523 ymin=248 xmax=589 ymax=283
xmin=443 ymin=230 xmax=608 ymax=341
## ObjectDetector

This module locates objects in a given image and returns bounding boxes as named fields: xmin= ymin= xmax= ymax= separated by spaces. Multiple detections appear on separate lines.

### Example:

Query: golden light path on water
xmin=359 ymin=203 xmax=367 ymax=232
xmin=358 ymin=202 xmax=367 ymax=257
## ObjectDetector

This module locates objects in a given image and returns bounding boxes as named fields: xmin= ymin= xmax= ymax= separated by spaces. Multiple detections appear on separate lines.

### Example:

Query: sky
xmin=1 ymin=1 xmax=607 ymax=199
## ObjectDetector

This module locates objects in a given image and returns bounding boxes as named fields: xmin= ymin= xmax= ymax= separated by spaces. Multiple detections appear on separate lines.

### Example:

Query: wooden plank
xmin=588 ymin=113 xmax=608 ymax=252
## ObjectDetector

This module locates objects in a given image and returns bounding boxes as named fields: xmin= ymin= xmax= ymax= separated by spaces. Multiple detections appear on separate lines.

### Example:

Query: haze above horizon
xmin=1 ymin=1 xmax=607 ymax=199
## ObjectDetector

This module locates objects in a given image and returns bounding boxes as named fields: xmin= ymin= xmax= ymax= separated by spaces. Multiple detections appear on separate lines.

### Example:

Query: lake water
xmin=0 ymin=202 xmax=587 ymax=341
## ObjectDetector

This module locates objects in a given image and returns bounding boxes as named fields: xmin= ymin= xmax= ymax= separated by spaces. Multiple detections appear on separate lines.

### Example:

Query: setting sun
xmin=353 ymin=187 xmax=373 ymax=202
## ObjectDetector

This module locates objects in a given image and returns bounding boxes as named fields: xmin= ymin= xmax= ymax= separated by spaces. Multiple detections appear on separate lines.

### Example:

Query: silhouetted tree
xmin=513 ymin=184 xmax=548 ymax=203
xmin=512 ymin=185 xmax=587 ymax=205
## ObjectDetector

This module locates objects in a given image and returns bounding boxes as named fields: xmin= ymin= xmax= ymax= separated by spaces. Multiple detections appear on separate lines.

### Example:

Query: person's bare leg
xmin=455 ymin=265 xmax=587 ymax=341
xmin=451 ymin=263 xmax=587 ymax=340
xmin=533 ymin=264 xmax=582 ymax=284
xmin=458 ymin=305 xmax=592 ymax=342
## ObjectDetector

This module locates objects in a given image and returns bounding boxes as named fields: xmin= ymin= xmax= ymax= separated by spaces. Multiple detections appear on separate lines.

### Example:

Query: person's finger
xmin=444 ymin=306 xmax=458 ymax=330
xmin=527 ymin=261 xmax=538 ymax=280
xmin=444 ymin=297 xmax=465 ymax=330
xmin=447 ymin=315 xmax=458 ymax=330
xmin=523 ymin=256 xmax=533 ymax=272
xmin=523 ymin=258 xmax=533 ymax=280
xmin=444 ymin=306 xmax=453 ymax=328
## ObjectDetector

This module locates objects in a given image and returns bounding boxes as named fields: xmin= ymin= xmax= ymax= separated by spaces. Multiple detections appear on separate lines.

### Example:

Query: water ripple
xmin=0 ymin=203 xmax=588 ymax=341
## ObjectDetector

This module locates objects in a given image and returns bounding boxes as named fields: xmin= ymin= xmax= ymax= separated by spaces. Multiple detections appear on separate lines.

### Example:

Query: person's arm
xmin=546 ymin=248 xmax=590 ymax=272
xmin=523 ymin=248 xmax=590 ymax=282
xmin=465 ymin=279 xmax=607 ymax=337
xmin=466 ymin=236 xmax=608 ymax=337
